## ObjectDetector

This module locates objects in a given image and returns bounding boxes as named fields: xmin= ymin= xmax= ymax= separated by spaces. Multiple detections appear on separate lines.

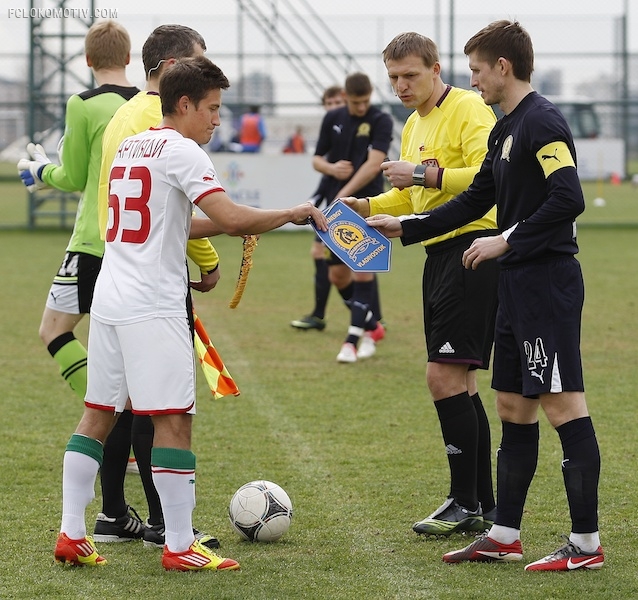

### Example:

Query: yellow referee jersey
xmin=369 ymin=86 xmax=497 ymax=247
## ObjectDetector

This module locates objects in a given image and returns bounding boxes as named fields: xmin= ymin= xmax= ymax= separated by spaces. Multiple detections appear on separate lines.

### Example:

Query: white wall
xmin=574 ymin=139 xmax=626 ymax=181
xmin=206 ymin=152 xmax=320 ymax=231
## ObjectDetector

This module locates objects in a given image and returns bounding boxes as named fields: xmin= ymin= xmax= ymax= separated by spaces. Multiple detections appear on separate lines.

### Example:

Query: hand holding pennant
xmin=311 ymin=200 xmax=391 ymax=273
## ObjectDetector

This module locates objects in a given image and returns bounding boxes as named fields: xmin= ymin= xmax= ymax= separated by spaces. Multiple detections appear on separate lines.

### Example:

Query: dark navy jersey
xmin=401 ymin=92 xmax=585 ymax=266
xmin=314 ymin=105 xmax=393 ymax=202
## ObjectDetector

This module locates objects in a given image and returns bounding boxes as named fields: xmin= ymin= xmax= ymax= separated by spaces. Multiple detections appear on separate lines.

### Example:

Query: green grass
xmin=0 ymin=220 xmax=637 ymax=599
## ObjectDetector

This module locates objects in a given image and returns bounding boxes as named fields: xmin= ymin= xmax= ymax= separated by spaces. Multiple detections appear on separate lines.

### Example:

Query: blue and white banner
xmin=313 ymin=200 xmax=391 ymax=272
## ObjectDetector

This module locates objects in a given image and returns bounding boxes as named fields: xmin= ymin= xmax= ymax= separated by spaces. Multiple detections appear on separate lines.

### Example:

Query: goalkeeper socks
xmin=100 ymin=410 xmax=132 ymax=518
xmin=312 ymin=259 xmax=331 ymax=320
xmin=471 ymin=393 xmax=495 ymax=513
xmin=152 ymin=447 xmax=197 ymax=553
xmin=132 ymin=415 xmax=164 ymax=525
xmin=47 ymin=332 xmax=87 ymax=399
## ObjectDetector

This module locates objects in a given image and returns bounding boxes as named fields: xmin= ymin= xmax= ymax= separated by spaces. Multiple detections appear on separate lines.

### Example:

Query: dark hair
xmin=321 ymin=85 xmax=344 ymax=104
xmin=382 ymin=32 xmax=439 ymax=68
xmin=344 ymin=72 xmax=372 ymax=97
xmin=464 ymin=20 xmax=534 ymax=82
xmin=160 ymin=55 xmax=230 ymax=116
xmin=142 ymin=24 xmax=207 ymax=79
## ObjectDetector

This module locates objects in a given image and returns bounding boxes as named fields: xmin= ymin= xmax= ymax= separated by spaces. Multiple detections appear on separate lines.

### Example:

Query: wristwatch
xmin=412 ymin=164 xmax=426 ymax=186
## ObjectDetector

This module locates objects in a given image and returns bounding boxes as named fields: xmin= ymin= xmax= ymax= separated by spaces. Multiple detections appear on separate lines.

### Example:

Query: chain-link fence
xmin=1 ymin=11 xmax=637 ymax=228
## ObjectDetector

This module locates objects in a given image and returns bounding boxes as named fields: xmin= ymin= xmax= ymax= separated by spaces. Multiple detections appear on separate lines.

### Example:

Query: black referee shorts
xmin=423 ymin=230 xmax=499 ymax=369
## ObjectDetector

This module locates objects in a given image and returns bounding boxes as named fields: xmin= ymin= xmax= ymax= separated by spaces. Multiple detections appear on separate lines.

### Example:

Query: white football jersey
xmin=91 ymin=127 xmax=224 ymax=324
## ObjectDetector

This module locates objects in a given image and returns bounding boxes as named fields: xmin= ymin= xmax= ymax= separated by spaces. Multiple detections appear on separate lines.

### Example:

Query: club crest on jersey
xmin=356 ymin=123 xmax=371 ymax=137
xmin=501 ymin=135 xmax=513 ymax=162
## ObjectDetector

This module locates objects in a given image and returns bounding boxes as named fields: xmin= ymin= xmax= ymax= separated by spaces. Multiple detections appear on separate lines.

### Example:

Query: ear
xmin=432 ymin=61 xmax=441 ymax=76
xmin=176 ymin=95 xmax=190 ymax=114
xmin=497 ymin=57 xmax=510 ymax=75
xmin=125 ymin=52 xmax=131 ymax=66
xmin=86 ymin=54 xmax=93 ymax=68
xmin=156 ymin=57 xmax=176 ymax=78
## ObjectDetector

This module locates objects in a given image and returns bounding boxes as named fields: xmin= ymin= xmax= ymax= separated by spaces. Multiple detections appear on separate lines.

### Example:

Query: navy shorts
xmin=491 ymin=256 xmax=585 ymax=397
xmin=423 ymin=231 xmax=500 ymax=369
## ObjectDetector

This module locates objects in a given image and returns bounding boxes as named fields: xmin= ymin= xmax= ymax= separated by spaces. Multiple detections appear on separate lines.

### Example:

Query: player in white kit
xmin=54 ymin=55 xmax=327 ymax=571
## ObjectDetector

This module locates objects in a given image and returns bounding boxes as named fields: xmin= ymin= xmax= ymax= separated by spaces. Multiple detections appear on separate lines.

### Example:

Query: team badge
xmin=501 ymin=135 xmax=513 ymax=162
xmin=313 ymin=201 xmax=391 ymax=272
xmin=356 ymin=123 xmax=371 ymax=138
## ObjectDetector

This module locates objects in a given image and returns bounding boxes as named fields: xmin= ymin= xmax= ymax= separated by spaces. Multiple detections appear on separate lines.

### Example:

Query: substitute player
xmin=311 ymin=72 xmax=392 ymax=362
xmin=368 ymin=20 xmax=603 ymax=571
xmin=54 ymin=55 xmax=327 ymax=571
xmin=290 ymin=85 xmax=383 ymax=333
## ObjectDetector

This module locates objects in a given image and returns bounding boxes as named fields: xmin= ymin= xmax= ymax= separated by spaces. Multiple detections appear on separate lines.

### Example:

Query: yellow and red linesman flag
xmin=193 ymin=311 xmax=240 ymax=399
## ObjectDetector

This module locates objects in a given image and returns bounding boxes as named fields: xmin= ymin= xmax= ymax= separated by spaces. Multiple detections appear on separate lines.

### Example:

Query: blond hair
xmin=84 ymin=20 xmax=130 ymax=70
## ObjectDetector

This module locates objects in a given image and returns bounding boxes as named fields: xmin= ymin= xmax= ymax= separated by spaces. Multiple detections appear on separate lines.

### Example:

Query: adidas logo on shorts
xmin=439 ymin=342 xmax=455 ymax=354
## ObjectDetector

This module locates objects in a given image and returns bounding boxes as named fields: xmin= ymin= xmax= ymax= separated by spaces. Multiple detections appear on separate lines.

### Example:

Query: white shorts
xmin=86 ymin=317 xmax=196 ymax=415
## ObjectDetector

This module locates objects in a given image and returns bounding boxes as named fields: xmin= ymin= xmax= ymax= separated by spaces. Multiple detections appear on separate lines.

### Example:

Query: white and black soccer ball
xmin=228 ymin=480 xmax=293 ymax=542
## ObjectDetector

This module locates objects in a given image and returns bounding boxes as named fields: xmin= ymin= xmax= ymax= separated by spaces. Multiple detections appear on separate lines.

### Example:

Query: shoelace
xmin=547 ymin=535 xmax=581 ymax=560
xmin=125 ymin=505 xmax=144 ymax=533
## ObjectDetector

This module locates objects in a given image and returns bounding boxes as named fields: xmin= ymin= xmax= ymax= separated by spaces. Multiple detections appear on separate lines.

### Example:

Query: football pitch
xmin=0 ymin=185 xmax=637 ymax=598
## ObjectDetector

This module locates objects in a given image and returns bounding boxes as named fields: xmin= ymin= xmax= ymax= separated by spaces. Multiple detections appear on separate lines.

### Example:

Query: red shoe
xmin=525 ymin=537 xmax=604 ymax=571
xmin=369 ymin=321 xmax=385 ymax=342
xmin=162 ymin=539 xmax=240 ymax=572
xmin=442 ymin=534 xmax=523 ymax=563
xmin=54 ymin=533 xmax=107 ymax=567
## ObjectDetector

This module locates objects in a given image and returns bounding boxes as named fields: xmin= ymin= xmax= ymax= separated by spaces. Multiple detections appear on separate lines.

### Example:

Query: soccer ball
xmin=228 ymin=480 xmax=293 ymax=542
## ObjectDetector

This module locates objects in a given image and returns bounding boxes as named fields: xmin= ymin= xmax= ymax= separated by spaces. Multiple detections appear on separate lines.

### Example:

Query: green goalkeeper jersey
xmin=42 ymin=84 xmax=139 ymax=258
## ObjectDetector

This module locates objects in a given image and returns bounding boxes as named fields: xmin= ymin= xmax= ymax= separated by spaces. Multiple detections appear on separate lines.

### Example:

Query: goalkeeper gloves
xmin=17 ymin=142 xmax=52 ymax=192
